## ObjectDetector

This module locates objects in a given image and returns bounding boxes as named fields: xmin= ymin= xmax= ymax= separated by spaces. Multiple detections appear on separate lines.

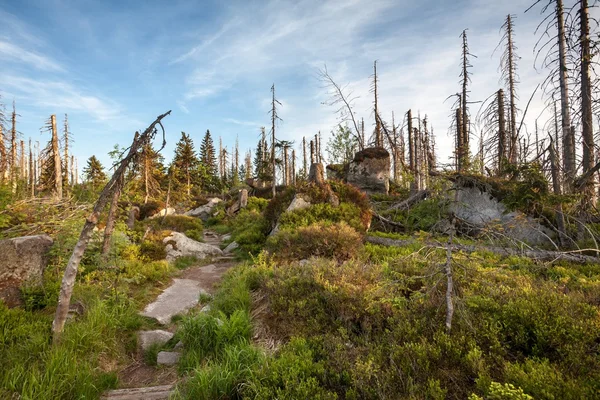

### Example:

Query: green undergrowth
xmin=173 ymin=242 xmax=600 ymax=399
xmin=0 ymin=211 xmax=187 ymax=398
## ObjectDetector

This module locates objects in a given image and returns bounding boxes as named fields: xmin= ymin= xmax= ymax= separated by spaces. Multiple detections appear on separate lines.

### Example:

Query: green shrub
xmin=267 ymin=222 xmax=362 ymax=261
xmin=230 ymin=209 xmax=269 ymax=256
xmin=244 ymin=337 xmax=338 ymax=400
xmin=278 ymin=202 xmax=366 ymax=233
xmin=184 ymin=228 xmax=203 ymax=242
xmin=139 ymin=240 xmax=167 ymax=261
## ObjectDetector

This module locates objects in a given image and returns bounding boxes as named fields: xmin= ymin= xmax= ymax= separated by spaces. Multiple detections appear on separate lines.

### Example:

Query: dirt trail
xmin=102 ymin=230 xmax=236 ymax=400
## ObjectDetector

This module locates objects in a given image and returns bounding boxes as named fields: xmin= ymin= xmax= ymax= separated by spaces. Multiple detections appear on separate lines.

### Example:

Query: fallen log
xmin=389 ymin=189 xmax=430 ymax=210
xmin=366 ymin=235 xmax=600 ymax=265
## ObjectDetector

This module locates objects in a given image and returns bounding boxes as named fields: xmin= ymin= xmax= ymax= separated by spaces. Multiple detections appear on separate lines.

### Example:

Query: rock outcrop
xmin=149 ymin=207 xmax=177 ymax=219
xmin=346 ymin=147 xmax=390 ymax=194
xmin=451 ymin=186 xmax=554 ymax=247
xmin=185 ymin=198 xmax=222 ymax=221
xmin=163 ymin=232 xmax=223 ymax=261
xmin=0 ymin=235 xmax=53 ymax=307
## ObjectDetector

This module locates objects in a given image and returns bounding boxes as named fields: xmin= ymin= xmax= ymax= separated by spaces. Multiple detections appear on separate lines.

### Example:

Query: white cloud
xmin=0 ymin=40 xmax=64 ymax=72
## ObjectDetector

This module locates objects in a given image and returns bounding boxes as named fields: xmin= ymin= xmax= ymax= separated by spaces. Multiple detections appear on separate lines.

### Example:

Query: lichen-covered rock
xmin=451 ymin=186 xmax=553 ymax=247
xmin=326 ymin=164 xmax=348 ymax=181
xmin=185 ymin=198 xmax=222 ymax=221
xmin=347 ymin=147 xmax=390 ymax=194
xmin=163 ymin=232 xmax=223 ymax=262
xmin=0 ymin=235 xmax=53 ymax=307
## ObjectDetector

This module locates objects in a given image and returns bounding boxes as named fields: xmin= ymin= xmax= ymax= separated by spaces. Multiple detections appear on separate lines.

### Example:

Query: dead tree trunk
xmin=291 ymin=149 xmax=296 ymax=185
xmin=505 ymin=15 xmax=519 ymax=165
xmin=549 ymin=137 xmax=568 ymax=246
xmin=11 ymin=103 xmax=17 ymax=191
xmin=498 ymin=89 xmax=507 ymax=172
xmin=101 ymin=177 xmax=123 ymax=258
xmin=29 ymin=139 xmax=34 ymax=197
xmin=556 ymin=0 xmax=575 ymax=192
xmin=302 ymin=137 xmax=307 ymax=178
xmin=51 ymin=115 xmax=63 ymax=199
xmin=407 ymin=110 xmax=416 ymax=192
xmin=580 ymin=0 xmax=595 ymax=207
xmin=63 ymin=114 xmax=70 ymax=189
xmin=456 ymin=106 xmax=465 ymax=172
xmin=373 ymin=60 xmax=382 ymax=147
xmin=52 ymin=110 xmax=171 ymax=340
xmin=0 ymin=125 xmax=6 ymax=183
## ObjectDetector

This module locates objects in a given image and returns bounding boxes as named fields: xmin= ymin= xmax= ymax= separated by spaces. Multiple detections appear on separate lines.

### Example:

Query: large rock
xmin=157 ymin=351 xmax=181 ymax=365
xmin=451 ymin=186 xmax=553 ymax=247
xmin=185 ymin=198 xmax=222 ymax=221
xmin=163 ymin=232 xmax=223 ymax=262
xmin=347 ymin=147 xmax=390 ymax=194
xmin=0 ymin=235 xmax=53 ymax=307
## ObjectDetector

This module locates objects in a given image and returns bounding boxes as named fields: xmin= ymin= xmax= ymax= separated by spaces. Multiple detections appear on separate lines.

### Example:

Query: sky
xmin=0 ymin=0 xmax=578 ymax=175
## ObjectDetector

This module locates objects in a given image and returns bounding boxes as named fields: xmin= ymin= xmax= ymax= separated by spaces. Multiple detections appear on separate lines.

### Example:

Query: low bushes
xmin=267 ymin=222 xmax=362 ymax=261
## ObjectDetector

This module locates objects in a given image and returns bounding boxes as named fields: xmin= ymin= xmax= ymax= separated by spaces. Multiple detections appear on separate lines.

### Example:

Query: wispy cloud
xmin=0 ymin=40 xmax=64 ymax=72
xmin=223 ymin=118 xmax=261 ymax=127
xmin=0 ymin=75 xmax=122 ymax=123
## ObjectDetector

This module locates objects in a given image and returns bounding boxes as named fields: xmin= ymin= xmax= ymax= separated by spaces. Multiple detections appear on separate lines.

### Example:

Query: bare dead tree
xmin=318 ymin=65 xmax=364 ymax=150
xmin=50 ymin=115 xmax=63 ymax=199
xmin=527 ymin=0 xmax=575 ymax=191
xmin=10 ymin=102 xmax=17 ymax=190
xmin=497 ymin=15 xmax=521 ymax=164
xmin=270 ymin=84 xmax=282 ymax=197
xmin=372 ymin=60 xmax=382 ymax=147
xmin=578 ymin=0 xmax=596 ymax=209
xmin=52 ymin=110 xmax=170 ymax=340
xmin=302 ymin=136 xmax=307 ymax=178
xmin=63 ymin=114 xmax=70 ymax=189
xmin=460 ymin=30 xmax=475 ymax=168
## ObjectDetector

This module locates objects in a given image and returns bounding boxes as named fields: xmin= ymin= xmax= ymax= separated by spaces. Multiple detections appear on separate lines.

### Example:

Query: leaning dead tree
xmin=52 ymin=110 xmax=171 ymax=340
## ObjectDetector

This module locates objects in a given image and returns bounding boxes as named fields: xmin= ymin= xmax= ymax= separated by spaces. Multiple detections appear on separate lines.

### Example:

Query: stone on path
xmin=163 ymin=232 xmax=223 ymax=262
xmin=140 ymin=279 xmax=206 ymax=325
xmin=101 ymin=385 xmax=174 ymax=400
xmin=157 ymin=351 xmax=181 ymax=366
xmin=224 ymin=241 xmax=239 ymax=253
xmin=138 ymin=330 xmax=174 ymax=351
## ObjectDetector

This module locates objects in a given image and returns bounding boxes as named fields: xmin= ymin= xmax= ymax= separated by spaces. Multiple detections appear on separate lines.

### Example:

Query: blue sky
xmin=0 ymin=0 xmax=567 ymax=174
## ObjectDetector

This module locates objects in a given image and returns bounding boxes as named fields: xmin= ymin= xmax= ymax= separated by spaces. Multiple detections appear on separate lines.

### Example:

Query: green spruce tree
xmin=171 ymin=132 xmax=199 ymax=198
xmin=82 ymin=155 xmax=107 ymax=192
